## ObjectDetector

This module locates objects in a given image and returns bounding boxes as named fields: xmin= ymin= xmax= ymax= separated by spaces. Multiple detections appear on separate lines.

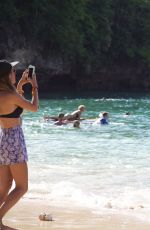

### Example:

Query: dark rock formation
xmin=15 ymin=58 xmax=150 ymax=93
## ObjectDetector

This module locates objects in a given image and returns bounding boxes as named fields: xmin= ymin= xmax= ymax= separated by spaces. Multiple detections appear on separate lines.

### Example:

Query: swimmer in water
xmin=54 ymin=113 xmax=67 ymax=126
xmin=70 ymin=105 xmax=86 ymax=121
xmin=123 ymin=111 xmax=131 ymax=118
xmin=43 ymin=115 xmax=58 ymax=121
xmin=73 ymin=120 xmax=80 ymax=128
xmin=94 ymin=112 xmax=109 ymax=125
xmin=43 ymin=105 xmax=85 ymax=122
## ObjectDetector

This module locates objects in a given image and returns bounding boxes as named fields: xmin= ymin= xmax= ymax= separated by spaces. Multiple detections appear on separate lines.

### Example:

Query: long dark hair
xmin=0 ymin=60 xmax=15 ymax=92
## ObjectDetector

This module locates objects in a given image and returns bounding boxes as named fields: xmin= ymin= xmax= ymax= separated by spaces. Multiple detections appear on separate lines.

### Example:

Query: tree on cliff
xmin=0 ymin=0 xmax=149 ymax=71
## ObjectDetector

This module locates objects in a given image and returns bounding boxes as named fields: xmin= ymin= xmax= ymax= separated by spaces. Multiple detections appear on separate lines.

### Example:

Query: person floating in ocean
xmin=93 ymin=112 xmax=109 ymax=125
xmin=123 ymin=111 xmax=131 ymax=117
xmin=70 ymin=105 xmax=86 ymax=121
xmin=44 ymin=115 xmax=58 ymax=121
xmin=73 ymin=120 xmax=80 ymax=128
xmin=54 ymin=113 xmax=67 ymax=126
xmin=43 ymin=113 xmax=72 ymax=122
xmin=64 ymin=113 xmax=72 ymax=120
xmin=43 ymin=105 xmax=85 ymax=122
xmin=125 ymin=112 xmax=130 ymax=115
xmin=123 ymin=111 xmax=131 ymax=118
xmin=0 ymin=59 xmax=39 ymax=229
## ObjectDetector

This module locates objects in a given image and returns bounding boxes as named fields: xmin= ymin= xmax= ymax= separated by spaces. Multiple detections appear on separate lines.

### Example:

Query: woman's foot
xmin=0 ymin=218 xmax=18 ymax=230
xmin=0 ymin=225 xmax=18 ymax=230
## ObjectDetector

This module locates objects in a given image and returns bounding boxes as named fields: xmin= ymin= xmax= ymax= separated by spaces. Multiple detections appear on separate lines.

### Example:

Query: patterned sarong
xmin=0 ymin=126 xmax=28 ymax=165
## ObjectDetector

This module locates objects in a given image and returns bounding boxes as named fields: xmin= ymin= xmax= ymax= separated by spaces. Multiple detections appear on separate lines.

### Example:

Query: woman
xmin=0 ymin=60 xmax=39 ymax=230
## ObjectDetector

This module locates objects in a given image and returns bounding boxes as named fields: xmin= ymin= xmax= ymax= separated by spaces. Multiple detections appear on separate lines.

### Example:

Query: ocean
xmin=22 ymin=94 xmax=150 ymax=222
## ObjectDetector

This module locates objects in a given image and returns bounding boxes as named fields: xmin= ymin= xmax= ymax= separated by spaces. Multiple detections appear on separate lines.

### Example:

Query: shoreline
xmin=4 ymin=198 xmax=150 ymax=230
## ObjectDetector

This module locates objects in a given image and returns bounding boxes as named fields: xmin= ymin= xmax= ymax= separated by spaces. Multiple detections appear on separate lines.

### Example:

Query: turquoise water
xmin=23 ymin=95 xmax=150 ymax=220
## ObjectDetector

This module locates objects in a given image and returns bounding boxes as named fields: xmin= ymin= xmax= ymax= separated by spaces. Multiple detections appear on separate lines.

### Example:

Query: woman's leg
xmin=0 ymin=166 xmax=13 ymax=208
xmin=0 ymin=162 xmax=28 ymax=221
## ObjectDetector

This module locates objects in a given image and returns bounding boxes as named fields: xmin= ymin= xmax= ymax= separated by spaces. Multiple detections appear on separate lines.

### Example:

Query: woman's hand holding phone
xmin=20 ymin=65 xmax=35 ymax=84
xmin=29 ymin=74 xmax=37 ymax=87
xmin=17 ymin=70 xmax=29 ymax=95
xmin=17 ymin=66 xmax=38 ymax=96
xmin=20 ymin=69 xmax=29 ymax=84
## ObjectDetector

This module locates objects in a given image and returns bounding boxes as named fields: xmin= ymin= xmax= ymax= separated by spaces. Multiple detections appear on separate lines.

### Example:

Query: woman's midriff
xmin=0 ymin=118 xmax=21 ymax=128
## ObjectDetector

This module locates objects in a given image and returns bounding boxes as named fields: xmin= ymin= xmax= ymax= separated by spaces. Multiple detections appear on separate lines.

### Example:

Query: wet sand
xmin=4 ymin=199 xmax=150 ymax=230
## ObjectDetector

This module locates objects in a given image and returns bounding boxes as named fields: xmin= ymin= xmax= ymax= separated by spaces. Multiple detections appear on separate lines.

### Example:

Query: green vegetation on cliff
xmin=0 ymin=0 xmax=150 ymax=77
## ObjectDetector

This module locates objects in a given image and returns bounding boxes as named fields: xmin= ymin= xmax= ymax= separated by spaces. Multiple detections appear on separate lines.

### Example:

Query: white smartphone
xmin=28 ymin=65 xmax=35 ymax=78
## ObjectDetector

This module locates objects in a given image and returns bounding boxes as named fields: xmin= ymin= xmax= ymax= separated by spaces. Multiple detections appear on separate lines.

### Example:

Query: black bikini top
xmin=0 ymin=106 xmax=23 ymax=118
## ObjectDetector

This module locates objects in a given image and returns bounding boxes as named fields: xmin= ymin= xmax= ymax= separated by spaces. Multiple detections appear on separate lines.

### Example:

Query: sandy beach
xmin=3 ymin=198 xmax=150 ymax=230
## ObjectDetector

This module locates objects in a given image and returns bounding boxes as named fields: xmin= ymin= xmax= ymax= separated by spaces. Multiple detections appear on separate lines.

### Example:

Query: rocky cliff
xmin=13 ymin=49 xmax=150 ymax=93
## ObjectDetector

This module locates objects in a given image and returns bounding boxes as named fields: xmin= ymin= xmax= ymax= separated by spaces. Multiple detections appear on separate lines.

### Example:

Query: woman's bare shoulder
xmin=0 ymin=91 xmax=14 ymax=98
xmin=0 ymin=92 xmax=16 ymax=109
xmin=0 ymin=91 xmax=20 ymax=103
